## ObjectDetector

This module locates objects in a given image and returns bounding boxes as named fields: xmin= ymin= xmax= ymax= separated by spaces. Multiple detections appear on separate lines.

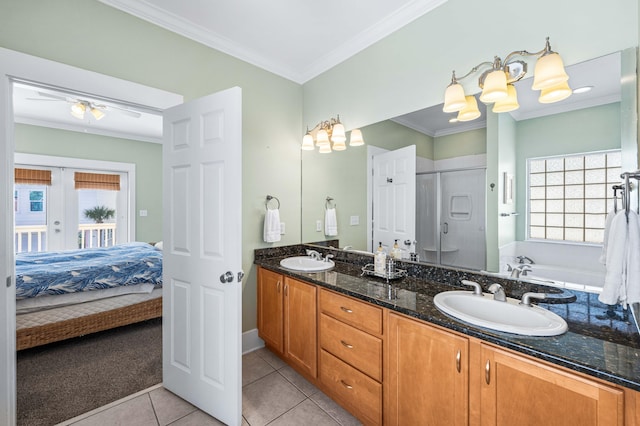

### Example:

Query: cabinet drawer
xmin=320 ymin=313 xmax=382 ymax=381
xmin=320 ymin=350 xmax=382 ymax=425
xmin=319 ymin=288 xmax=382 ymax=335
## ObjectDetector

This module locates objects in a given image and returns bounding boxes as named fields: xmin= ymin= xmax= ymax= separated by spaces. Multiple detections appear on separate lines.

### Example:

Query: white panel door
xmin=372 ymin=145 xmax=416 ymax=253
xmin=162 ymin=87 xmax=243 ymax=426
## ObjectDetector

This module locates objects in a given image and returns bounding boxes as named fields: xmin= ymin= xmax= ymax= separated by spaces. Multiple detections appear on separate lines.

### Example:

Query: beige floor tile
xmin=242 ymin=350 xmax=276 ymax=386
xmin=149 ymin=387 xmax=197 ymax=426
xmin=309 ymin=391 xmax=362 ymax=426
xmin=254 ymin=347 xmax=287 ymax=370
xmin=166 ymin=409 xmax=225 ymax=425
xmin=242 ymin=371 xmax=306 ymax=426
xmin=68 ymin=394 xmax=158 ymax=426
xmin=278 ymin=364 xmax=320 ymax=397
xmin=268 ymin=399 xmax=340 ymax=426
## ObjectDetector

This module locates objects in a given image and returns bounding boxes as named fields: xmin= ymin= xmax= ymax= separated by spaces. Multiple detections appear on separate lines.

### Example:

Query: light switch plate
xmin=350 ymin=215 xmax=359 ymax=225
xmin=316 ymin=220 xmax=322 ymax=232
xmin=280 ymin=222 xmax=285 ymax=234
xmin=139 ymin=210 xmax=148 ymax=217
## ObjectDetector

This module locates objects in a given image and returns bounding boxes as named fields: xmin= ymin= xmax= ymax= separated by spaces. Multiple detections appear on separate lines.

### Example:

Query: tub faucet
xmin=488 ymin=283 xmax=507 ymax=302
xmin=517 ymin=255 xmax=535 ymax=264
xmin=509 ymin=264 xmax=532 ymax=279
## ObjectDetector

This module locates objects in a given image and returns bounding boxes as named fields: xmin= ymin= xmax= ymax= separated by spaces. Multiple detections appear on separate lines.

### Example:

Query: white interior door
xmin=162 ymin=87 xmax=243 ymax=426
xmin=372 ymin=145 xmax=416 ymax=254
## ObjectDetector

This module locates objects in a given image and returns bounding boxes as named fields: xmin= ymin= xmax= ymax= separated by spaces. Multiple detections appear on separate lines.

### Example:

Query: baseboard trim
xmin=242 ymin=328 xmax=264 ymax=354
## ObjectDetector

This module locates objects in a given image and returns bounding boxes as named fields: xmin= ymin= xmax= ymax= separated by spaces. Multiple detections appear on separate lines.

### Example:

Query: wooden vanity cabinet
xmin=257 ymin=267 xmax=317 ymax=378
xmin=318 ymin=288 xmax=384 ymax=425
xmin=385 ymin=312 xmax=469 ymax=426
xmin=479 ymin=344 xmax=624 ymax=426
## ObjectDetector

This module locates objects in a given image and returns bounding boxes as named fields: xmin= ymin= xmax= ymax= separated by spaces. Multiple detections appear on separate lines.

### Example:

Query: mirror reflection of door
xmin=372 ymin=145 xmax=416 ymax=254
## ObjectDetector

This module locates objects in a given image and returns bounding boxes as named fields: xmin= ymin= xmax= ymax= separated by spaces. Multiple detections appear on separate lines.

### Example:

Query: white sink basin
xmin=280 ymin=256 xmax=335 ymax=272
xmin=433 ymin=291 xmax=568 ymax=336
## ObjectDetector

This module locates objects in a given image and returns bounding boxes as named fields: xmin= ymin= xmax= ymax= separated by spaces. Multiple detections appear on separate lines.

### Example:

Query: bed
xmin=15 ymin=242 xmax=163 ymax=350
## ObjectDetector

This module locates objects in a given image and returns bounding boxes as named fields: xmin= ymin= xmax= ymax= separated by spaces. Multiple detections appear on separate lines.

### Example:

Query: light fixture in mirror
xmin=302 ymin=115 xmax=364 ymax=153
xmin=443 ymin=37 xmax=570 ymax=120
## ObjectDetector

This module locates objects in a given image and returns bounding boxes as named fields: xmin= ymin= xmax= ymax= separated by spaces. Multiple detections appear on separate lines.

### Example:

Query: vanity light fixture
xmin=443 ymin=37 xmax=571 ymax=121
xmin=301 ymin=115 xmax=365 ymax=153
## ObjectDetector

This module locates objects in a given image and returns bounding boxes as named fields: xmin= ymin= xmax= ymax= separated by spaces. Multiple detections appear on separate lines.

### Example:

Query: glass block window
xmin=527 ymin=150 xmax=621 ymax=244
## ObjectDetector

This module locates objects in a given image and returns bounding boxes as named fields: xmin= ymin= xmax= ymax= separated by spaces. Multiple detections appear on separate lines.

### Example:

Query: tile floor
xmin=58 ymin=348 xmax=361 ymax=426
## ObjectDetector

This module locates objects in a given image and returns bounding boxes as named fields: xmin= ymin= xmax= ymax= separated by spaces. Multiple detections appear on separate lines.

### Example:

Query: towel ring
xmin=325 ymin=196 xmax=335 ymax=210
xmin=265 ymin=195 xmax=280 ymax=211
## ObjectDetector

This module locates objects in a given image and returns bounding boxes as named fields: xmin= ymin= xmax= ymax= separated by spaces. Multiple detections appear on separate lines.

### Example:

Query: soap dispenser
xmin=375 ymin=242 xmax=387 ymax=275
xmin=391 ymin=239 xmax=402 ymax=260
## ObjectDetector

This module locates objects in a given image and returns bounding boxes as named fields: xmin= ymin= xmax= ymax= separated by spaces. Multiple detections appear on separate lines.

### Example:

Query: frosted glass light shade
xmin=301 ymin=133 xmax=315 ymax=150
xmin=316 ymin=129 xmax=330 ymax=146
xmin=90 ymin=107 xmax=105 ymax=120
xmin=332 ymin=139 xmax=347 ymax=151
xmin=532 ymin=53 xmax=569 ymax=90
xmin=492 ymin=84 xmax=519 ymax=113
xmin=330 ymin=122 xmax=346 ymax=143
xmin=443 ymin=83 xmax=467 ymax=112
xmin=318 ymin=143 xmax=332 ymax=153
xmin=457 ymin=96 xmax=481 ymax=122
xmin=479 ymin=70 xmax=508 ymax=103
xmin=70 ymin=102 xmax=85 ymax=119
xmin=538 ymin=80 xmax=572 ymax=103
xmin=349 ymin=128 xmax=364 ymax=146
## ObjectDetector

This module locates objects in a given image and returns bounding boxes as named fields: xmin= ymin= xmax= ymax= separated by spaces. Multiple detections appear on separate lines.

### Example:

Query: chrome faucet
xmin=516 ymin=255 xmax=535 ymax=264
xmin=508 ymin=264 xmax=532 ymax=279
xmin=324 ymin=254 xmax=335 ymax=263
xmin=488 ymin=283 xmax=507 ymax=302
xmin=306 ymin=249 xmax=323 ymax=261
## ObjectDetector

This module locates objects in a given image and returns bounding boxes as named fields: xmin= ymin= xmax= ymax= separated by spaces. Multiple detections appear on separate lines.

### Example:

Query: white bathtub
xmin=496 ymin=263 xmax=605 ymax=294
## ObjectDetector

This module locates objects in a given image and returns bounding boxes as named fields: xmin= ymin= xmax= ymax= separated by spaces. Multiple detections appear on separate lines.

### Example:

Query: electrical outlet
xmin=316 ymin=220 xmax=322 ymax=232
xmin=280 ymin=222 xmax=285 ymax=234
xmin=350 ymin=215 xmax=359 ymax=225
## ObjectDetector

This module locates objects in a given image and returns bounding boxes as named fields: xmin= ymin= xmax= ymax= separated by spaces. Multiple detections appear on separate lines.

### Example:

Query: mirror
xmin=301 ymin=48 xmax=637 ymax=275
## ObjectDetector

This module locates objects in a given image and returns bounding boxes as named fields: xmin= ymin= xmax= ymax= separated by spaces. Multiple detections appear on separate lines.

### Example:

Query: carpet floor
xmin=17 ymin=318 xmax=162 ymax=426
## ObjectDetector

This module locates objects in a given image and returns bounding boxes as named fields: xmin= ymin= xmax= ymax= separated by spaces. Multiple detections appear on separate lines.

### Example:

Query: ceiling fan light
xmin=443 ymin=83 xmax=467 ymax=112
xmin=532 ymin=52 xmax=569 ymax=90
xmin=90 ymin=107 xmax=105 ymax=120
xmin=479 ymin=70 xmax=508 ymax=103
xmin=349 ymin=128 xmax=364 ymax=146
xmin=70 ymin=102 xmax=85 ymax=119
xmin=538 ymin=80 xmax=572 ymax=104
xmin=457 ymin=96 xmax=481 ymax=122
xmin=492 ymin=84 xmax=520 ymax=113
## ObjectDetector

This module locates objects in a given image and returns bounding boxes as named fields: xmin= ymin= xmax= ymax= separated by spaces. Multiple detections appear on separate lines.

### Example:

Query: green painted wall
xmin=14 ymin=124 xmax=162 ymax=243
xmin=0 ymin=0 xmax=303 ymax=333
xmin=434 ymin=128 xmax=486 ymax=160
xmin=515 ymin=103 xmax=621 ymax=240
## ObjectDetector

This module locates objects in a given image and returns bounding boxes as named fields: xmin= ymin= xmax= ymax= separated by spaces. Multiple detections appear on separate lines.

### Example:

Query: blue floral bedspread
xmin=16 ymin=242 xmax=163 ymax=300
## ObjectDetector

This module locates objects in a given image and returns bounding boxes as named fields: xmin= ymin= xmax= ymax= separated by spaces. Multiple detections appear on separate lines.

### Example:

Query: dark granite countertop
xmin=254 ymin=244 xmax=640 ymax=392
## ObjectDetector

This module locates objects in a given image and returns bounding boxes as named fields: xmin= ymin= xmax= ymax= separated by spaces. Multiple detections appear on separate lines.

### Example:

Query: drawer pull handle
xmin=340 ymin=306 xmax=353 ymax=313
xmin=340 ymin=340 xmax=354 ymax=349
xmin=456 ymin=349 xmax=461 ymax=373
xmin=485 ymin=360 xmax=491 ymax=385
xmin=340 ymin=380 xmax=353 ymax=390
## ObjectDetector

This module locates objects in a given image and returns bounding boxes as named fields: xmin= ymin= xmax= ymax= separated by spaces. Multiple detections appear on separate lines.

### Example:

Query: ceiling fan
xmin=28 ymin=91 xmax=142 ymax=121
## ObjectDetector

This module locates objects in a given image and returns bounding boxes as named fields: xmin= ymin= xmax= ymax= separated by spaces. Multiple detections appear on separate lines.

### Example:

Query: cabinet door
xmin=284 ymin=277 xmax=317 ymax=378
xmin=386 ymin=313 xmax=469 ymax=426
xmin=480 ymin=345 xmax=624 ymax=426
xmin=257 ymin=267 xmax=283 ymax=354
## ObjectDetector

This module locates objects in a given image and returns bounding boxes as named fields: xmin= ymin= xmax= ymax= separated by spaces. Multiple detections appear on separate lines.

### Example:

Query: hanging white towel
xmin=325 ymin=207 xmax=338 ymax=236
xmin=599 ymin=210 xmax=627 ymax=305
xmin=599 ymin=209 xmax=616 ymax=264
xmin=625 ymin=211 xmax=640 ymax=306
xmin=263 ymin=208 xmax=281 ymax=243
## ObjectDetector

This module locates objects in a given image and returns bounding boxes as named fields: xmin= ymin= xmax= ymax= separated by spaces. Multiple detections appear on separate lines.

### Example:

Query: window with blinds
xmin=14 ymin=168 xmax=52 ymax=185
xmin=527 ymin=150 xmax=621 ymax=244
xmin=74 ymin=172 xmax=120 ymax=191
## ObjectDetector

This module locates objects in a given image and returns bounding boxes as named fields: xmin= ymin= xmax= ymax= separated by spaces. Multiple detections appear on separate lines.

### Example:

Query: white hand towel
xmin=625 ymin=211 xmax=640 ymax=305
xmin=600 ymin=209 xmax=616 ymax=264
xmin=599 ymin=210 xmax=627 ymax=305
xmin=263 ymin=208 xmax=281 ymax=243
xmin=325 ymin=207 xmax=338 ymax=236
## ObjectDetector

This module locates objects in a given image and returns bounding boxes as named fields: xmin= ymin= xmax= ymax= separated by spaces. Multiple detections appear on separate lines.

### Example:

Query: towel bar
xmin=325 ymin=196 xmax=335 ymax=210
xmin=265 ymin=195 xmax=280 ymax=210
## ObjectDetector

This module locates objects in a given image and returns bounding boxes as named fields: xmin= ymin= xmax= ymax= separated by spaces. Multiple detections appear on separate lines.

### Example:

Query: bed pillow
xmin=154 ymin=241 xmax=163 ymax=250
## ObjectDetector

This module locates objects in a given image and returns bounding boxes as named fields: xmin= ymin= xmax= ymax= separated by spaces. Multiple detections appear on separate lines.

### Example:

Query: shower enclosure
xmin=416 ymin=168 xmax=486 ymax=270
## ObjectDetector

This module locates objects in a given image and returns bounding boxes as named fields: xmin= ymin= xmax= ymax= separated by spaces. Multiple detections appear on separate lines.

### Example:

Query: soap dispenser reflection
xmin=375 ymin=242 xmax=386 ymax=274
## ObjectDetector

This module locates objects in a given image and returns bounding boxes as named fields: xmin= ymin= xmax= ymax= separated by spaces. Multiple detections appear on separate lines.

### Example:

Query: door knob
xmin=219 ymin=271 xmax=234 ymax=283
